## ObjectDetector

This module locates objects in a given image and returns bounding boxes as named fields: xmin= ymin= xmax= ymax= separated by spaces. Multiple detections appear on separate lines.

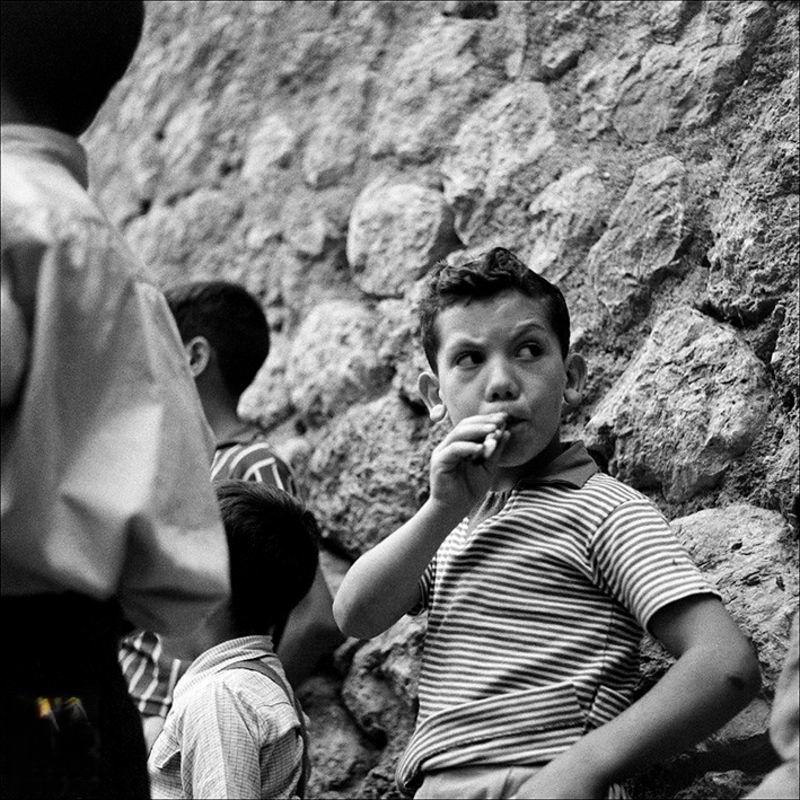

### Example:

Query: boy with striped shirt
xmin=334 ymin=248 xmax=760 ymax=799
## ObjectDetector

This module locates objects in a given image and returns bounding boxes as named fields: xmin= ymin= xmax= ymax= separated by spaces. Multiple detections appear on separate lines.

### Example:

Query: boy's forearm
xmin=278 ymin=566 xmax=344 ymax=688
xmin=571 ymin=638 xmax=760 ymax=784
xmin=333 ymin=498 xmax=464 ymax=639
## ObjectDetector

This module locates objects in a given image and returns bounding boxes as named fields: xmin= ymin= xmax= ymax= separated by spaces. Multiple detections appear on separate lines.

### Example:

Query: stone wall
xmin=85 ymin=1 xmax=799 ymax=796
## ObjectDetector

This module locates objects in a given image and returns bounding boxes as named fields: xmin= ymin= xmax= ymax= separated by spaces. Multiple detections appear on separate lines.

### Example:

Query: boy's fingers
xmin=442 ymin=418 xmax=506 ymax=447
xmin=435 ymin=440 xmax=484 ymax=467
xmin=485 ymin=430 xmax=511 ymax=464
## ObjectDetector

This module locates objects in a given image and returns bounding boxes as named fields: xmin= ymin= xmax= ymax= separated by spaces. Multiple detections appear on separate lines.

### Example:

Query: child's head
xmin=1 ymin=1 xmax=145 ymax=136
xmin=215 ymin=479 xmax=319 ymax=637
xmin=418 ymin=247 xmax=570 ymax=372
xmin=416 ymin=247 xmax=586 ymax=476
xmin=165 ymin=280 xmax=270 ymax=403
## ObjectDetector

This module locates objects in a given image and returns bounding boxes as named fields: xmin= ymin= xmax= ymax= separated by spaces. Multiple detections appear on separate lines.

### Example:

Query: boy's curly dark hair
xmin=418 ymin=247 xmax=571 ymax=371
xmin=1 ymin=1 xmax=145 ymax=136
xmin=165 ymin=280 xmax=270 ymax=400
xmin=215 ymin=480 xmax=320 ymax=636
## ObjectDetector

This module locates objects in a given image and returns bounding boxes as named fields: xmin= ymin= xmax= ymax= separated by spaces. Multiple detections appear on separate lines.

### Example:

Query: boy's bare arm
xmin=333 ymin=497 xmax=466 ymax=639
xmin=277 ymin=564 xmax=344 ymax=688
xmin=516 ymin=595 xmax=761 ymax=799
xmin=334 ymin=413 xmax=510 ymax=639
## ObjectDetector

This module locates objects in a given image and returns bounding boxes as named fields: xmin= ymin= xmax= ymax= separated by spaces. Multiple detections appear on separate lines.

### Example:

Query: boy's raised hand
xmin=429 ymin=412 xmax=510 ymax=510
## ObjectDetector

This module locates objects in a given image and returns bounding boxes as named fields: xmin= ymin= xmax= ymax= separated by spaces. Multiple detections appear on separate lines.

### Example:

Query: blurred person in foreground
xmin=1 ymin=3 xmax=229 ymax=797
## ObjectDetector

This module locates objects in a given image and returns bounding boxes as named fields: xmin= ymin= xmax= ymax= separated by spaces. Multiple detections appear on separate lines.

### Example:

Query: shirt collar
xmin=215 ymin=424 xmax=266 ymax=450
xmin=515 ymin=440 xmax=598 ymax=490
xmin=174 ymin=634 xmax=276 ymax=699
xmin=1 ymin=124 xmax=89 ymax=188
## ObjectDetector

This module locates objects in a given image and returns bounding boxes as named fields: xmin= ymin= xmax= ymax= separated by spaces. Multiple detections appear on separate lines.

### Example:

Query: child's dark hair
xmin=215 ymin=480 xmax=320 ymax=636
xmin=0 ymin=1 xmax=145 ymax=136
xmin=418 ymin=247 xmax=571 ymax=371
xmin=164 ymin=280 xmax=270 ymax=399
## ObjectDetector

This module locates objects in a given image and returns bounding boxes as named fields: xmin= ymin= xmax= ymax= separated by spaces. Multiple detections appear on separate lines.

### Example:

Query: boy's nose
xmin=485 ymin=360 xmax=519 ymax=402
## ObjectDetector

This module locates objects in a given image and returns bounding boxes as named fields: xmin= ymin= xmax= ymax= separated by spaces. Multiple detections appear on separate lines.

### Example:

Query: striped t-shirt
xmin=211 ymin=427 xmax=298 ymax=493
xmin=396 ymin=441 xmax=718 ymax=794
xmin=120 ymin=428 xmax=296 ymax=719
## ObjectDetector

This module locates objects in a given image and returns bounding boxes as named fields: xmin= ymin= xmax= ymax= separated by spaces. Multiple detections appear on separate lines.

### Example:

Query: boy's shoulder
xmin=2 ymin=129 xmax=101 ymax=234
xmin=516 ymin=466 xmax=663 ymax=521
xmin=212 ymin=427 xmax=296 ymax=492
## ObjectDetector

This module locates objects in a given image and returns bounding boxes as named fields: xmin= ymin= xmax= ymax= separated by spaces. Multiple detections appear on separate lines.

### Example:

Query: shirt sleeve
xmin=175 ymin=671 xmax=303 ymax=799
xmin=216 ymin=442 xmax=299 ymax=496
xmin=119 ymin=631 xmax=187 ymax=718
xmin=588 ymin=499 xmax=720 ymax=633
xmin=179 ymin=681 xmax=261 ymax=799
xmin=408 ymin=557 xmax=436 ymax=616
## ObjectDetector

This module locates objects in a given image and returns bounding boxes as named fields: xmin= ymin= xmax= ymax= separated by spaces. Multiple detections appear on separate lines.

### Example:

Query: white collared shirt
xmin=1 ymin=124 xmax=229 ymax=634
xmin=148 ymin=636 xmax=305 ymax=799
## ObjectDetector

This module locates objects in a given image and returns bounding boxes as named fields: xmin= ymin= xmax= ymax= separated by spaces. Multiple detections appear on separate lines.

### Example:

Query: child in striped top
xmin=334 ymin=247 xmax=761 ymax=799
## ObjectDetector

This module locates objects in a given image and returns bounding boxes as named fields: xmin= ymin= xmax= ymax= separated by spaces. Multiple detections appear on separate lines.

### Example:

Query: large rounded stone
xmin=238 ymin=333 xmax=295 ymax=432
xmin=586 ymin=156 xmax=687 ymax=329
xmin=302 ymin=71 xmax=370 ymax=190
xmin=442 ymin=81 xmax=555 ymax=243
xmin=671 ymin=504 xmax=799 ymax=687
xmin=241 ymin=113 xmax=298 ymax=182
xmin=298 ymin=673 xmax=382 ymax=800
xmin=578 ymin=2 xmax=775 ymax=141
xmin=368 ymin=17 xmax=506 ymax=163
xmin=584 ymin=307 xmax=772 ymax=502
xmin=346 ymin=179 xmax=458 ymax=298
xmin=123 ymin=190 xmax=246 ymax=285
xmin=305 ymin=394 xmax=432 ymax=558
xmin=525 ymin=164 xmax=609 ymax=282
xmin=285 ymin=301 xmax=393 ymax=426
xmin=704 ymin=69 xmax=799 ymax=327
xmin=341 ymin=616 xmax=425 ymax=740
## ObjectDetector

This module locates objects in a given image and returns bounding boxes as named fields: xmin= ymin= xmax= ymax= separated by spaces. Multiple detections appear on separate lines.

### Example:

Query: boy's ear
xmin=563 ymin=353 xmax=587 ymax=407
xmin=417 ymin=372 xmax=446 ymax=422
xmin=185 ymin=336 xmax=211 ymax=379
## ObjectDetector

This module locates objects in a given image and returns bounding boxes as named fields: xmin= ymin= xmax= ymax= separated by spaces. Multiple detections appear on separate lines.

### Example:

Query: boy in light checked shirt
xmin=149 ymin=480 xmax=319 ymax=800
xmin=334 ymin=248 xmax=760 ymax=799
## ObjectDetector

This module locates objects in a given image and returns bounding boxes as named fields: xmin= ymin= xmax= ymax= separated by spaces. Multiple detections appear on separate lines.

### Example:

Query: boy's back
xmin=149 ymin=637 xmax=306 ymax=799
xmin=1 ymin=125 xmax=228 ymax=633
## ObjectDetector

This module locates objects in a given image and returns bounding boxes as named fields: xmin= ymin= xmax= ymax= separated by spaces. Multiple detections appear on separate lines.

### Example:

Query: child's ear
xmin=563 ymin=353 xmax=587 ymax=407
xmin=186 ymin=336 xmax=211 ymax=379
xmin=417 ymin=372 xmax=446 ymax=422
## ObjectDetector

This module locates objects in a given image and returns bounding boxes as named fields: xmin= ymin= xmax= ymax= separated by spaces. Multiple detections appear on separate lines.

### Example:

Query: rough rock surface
xmin=285 ymin=301 xmax=393 ymax=426
xmin=524 ymin=164 xmax=609 ymax=282
xmin=442 ymin=81 xmax=556 ymax=242
xmin=587 ymin=156 xmax=688 ymax=328
xmin=305 ymin=394 xmax=434 ymax=559
xmin=584 ymin=307 xmax=773 ymax=502
xmin=347 ymin=179 xmax=459 ymax=297
xmin=578 ymin=1 xmax=776 ymax=141
xmin=84 ymin=1 xmax=799 ymax=796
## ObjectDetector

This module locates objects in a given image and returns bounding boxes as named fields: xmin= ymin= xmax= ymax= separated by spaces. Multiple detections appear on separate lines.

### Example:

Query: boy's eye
xmin=517 ymin=342 xmax=543 ymax=359
xmin=454 ymin=351 xmax=482 ymax=367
